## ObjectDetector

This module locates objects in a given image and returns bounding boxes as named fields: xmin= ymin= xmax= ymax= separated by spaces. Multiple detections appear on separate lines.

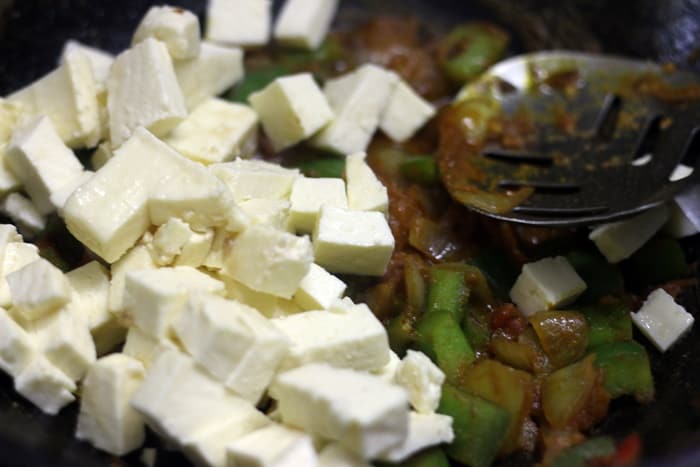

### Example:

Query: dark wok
xmin=0 ymin=1 xmax=698 ymax=466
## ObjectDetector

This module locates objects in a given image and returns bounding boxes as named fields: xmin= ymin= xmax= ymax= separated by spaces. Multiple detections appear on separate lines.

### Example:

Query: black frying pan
xmin=0 ymin=1 xmax=699 ymax=466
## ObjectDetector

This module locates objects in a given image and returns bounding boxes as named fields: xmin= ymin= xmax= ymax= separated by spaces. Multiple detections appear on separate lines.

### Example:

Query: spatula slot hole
xmin=593 ymin=94 xmax=622 ymax=141
xmin=669 ymin=127 xmax=700 ymax=181
xmin=632 ymin=115 xmax=663 ymax=163
xmin=483 ymin=150 xmax=553 ymax=166
xmin=499 ymin=180 xmax=580 ymax=194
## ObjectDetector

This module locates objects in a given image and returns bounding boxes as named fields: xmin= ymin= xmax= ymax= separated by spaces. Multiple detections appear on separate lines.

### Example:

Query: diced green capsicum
xmin=566 ymin=249 xmax=624 ymax=304
xmin=399 ymin=155 xmax=439 ymax=185
xmin=296 ymin=157 xmax=345 ymax=178
xmin=378 ymin=447 xmax=450 ymax=467
xmin=226 ymin=65 xmax=290 ymax=103
xmin=579 ymin=301 xmax=632 ymax=350
xmin=437 ymin=23 xmax=509 ymax=83
xmin=438 ymin=384 xmax=511 ymax=467
xmin=592 ymin=340 xmax=654 ymax=402
xmin=416 ymin=309 xmax=475 ymax=383
xmin=426 ymin=267 xmax=470 ymax=322
xmin=551 ymin=437 xmax=616 ymax=467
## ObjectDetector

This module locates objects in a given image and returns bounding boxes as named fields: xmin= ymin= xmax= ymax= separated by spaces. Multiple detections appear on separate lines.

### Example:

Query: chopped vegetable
xmin=226 ymin=65 xmax=290 ymax=103
xmin=579 ymin=301 xmax=633 ymax=349
xmin=551 ymin=436 xmax=616 ymax=467
xmin=529 ymin=310 xmax=589 ymax=369
xmin=399 ymin=155 xmax=439 ymax=185
xmin=593 ymin=340 xmax=654 ymax=402
xmin=296 ymin=157 xmax=345 ymax=178
xmin=425 ymin=266 xmax=470 ymax=322
xmin=416 ymin=309 xmax=475 ymax=383
xmin=437 ymin=23 xmax=509 ymax=83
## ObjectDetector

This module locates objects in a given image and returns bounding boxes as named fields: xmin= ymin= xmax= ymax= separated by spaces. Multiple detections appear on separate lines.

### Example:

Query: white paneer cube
xmin=14 ymin=354 xmax=76 ymax=415
xmin=122 ymin=326 xmax=179 ymax=370
xmin=211 ymin=159 xmax=300 ymax=202
xmin=372 ymin=350 xmax=401 ymax=383
xmin=67 ymin=261 xmax=125 ymax=356
xmin=131 ymin=350 xmax=269 ymax=450
xmin=174 ymin=42 xmax=244 ymax=110
xmin=631 ymin=288 xmax=694 ymax=352
xmin=664 ymin=201 xmax=700 ymax=238
xmin=90 ymin=142 xmax=113 ymax=170
xmin=0 ymin=307 xmax=36 ymax=378
xmin=224 ymin=224 xmax=313 ymax=298
xmin=271 ymin=304 xmax=389 ymax=371
xmin=206 ymin=0 xmax=271 ymax=47
xmin=150 ymin=217 xmax=193 ymax=265
xmin=289 ymin=177 xmax=348 ymax=233
xmin=0 ymin=193 xmax=46 ymax=236
xmin=270 ymin=363 xmax=409 ymax=459
xmin=509 ymin=256 xmax=587 ymax=316
xmin=312 ymin=206 xmax=394 ymax=276
xmin=379 ymin=80 xmax=436 ymax=143
xmin=124 ymin=266 xmax=224 ymax=339
xmin=9 ymin=50 xmax=100 ymax=148
xmin=174 ymin=228 xmax=214 ymax=267
xmin=227 ymin=423 xmax=318 ymax=467
xmin=174 ymin=293 xmax=289 ymax=404
xmin=589 ymin=204 xmax=670 ymax=263
xmin=312 ymin=64 xmax=398 ymax=154
xmin=107 ymin=38 xmax=187 ymax=147
xmin=108 ymin=244 xmax=157 ymax=313
xmin=0 ymin=144 xmax=21 ymax=197
xmin=60 ymin=40 xmax=114 ymax=93
xmin=132 ymin=6 xmax=201 ymax=60
xmin=224 ymin=277 xmax=303 ymax=319
xmin=50 ymin=170 xmax=94 ymax=217
xmin=239 ymin=198 xmax=293 ymax=232
xmin=165 ymin=98 xmax=258 ymax=164
xmin=5 ymin=116 xmax=85 ymax=214
xmin=0 ymin=99 xmax=23 ymax=145
xmin=0 ymin=241 xmax=40 ymax=308
xmin=394 ymin=350 xmax=445 ymax=414
xmin=378 ymin=412 xmax=454 ymax=463
xmin=184 ymin=416 xmax=271 ymax=467
xmin=345 ymin=152 xmax=389 ymax=214
xmin=293 ymin=263 xmax=346 ymax=310
xmin=76 ymin=354 xmax=146 ymax=456
xmin=274 ymin=0 xmax=339 ymax=50
xmin=202 ymin=228 xmax=230 ymax=270
xmin=7 ymin=258 xmax=72 ymax=320
xmin=249 ymin=73 xmax=334 ymax=151
xmin=318 ymin=443 xmax=370 ymax=467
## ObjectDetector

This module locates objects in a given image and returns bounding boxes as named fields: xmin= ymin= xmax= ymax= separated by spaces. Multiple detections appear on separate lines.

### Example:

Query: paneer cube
xmin=394 ymin=350 xmax=445 ymax=414
xmin=174 ymin=42 xmax=244 ymax=110
xmin=14 ymin=353 xmax=76 ymax=415
xmin=631 ymin=288 xmax=694 ymax=352
xmin=379 ymin=80 xmax=436 ymax=143
xmin=174 ymin=293 xmax=290 ymax=403
xmin=270 ymin=363 xmax=409 ymax=459
xmin=76 ymin=354 xmax=146 ymax=456
xmin=312 ymin=64 xmax=398 ymax=154
xmin=378 ymin=412 xmax=454 ymax=463
xmin=318 ymin=443 xmax=369 ymax=467
xmin=60 ymin=40 xmax=115 ymax=93
xmin=210 ymin=159 xmax=300 ymax=202
xmin=372 ymin=350 xmax=401 ymax=383
xmin=289 ymin=177 xmax=348 ymax=233
xmin=90 ymin=142 xmax=113 ymax=170
xmin=49 ymin=170 xmax=94 ymax=217
xmin=0 ymin=307 xmax=36 ymax=378
xmin=108 ymin=244 xmax=157 ymax=313
xmin=312 ymin=206 xmax=394 ymax=276
xmin=0 ymin=240 xmax=40 ymax=308
xmin=509 ymin=256 xmax=587 ymax=316
xmin=7 ymin=257 xmax=72 ymax=320
xmin=271 ymin=304 xmax=390 ymax=371
xmin=175 ymin=229 xmax=214 ymax=267
xmin=344 ymin=152 xmax=389 ymax=214
xmin=5 ymin=116 xmax=85 ymax=214
xmin=123 ymin=266 xmax=224 ymax=339
xmin=206 ymin=0 xmax=272 ymax=47
xmin=0 ymin=99 xmax=23 ymax=145
xmin=589 ymin=204 xmax=669 ymax=263
xmin=149 ymin=217 xmax=193 ymax=265
xmin=274 ymin=0 xmax=339 ymax=50
xmin=293 ymin=263 xmax=346 ymax=310
xmin=132 ymin=6 xmax=201 ymax=60
xmin=249 ymin=73 xmax=334 ymax=151
xmin=107 ymin=38 xmax=187 ymax=147
xmin=227 ymin=423 xmax=318 ymax=467
xmin=165 ymin=98 xmax=258 ymax=164
xmin=9 ymin=50 xmax=100 ymax=148
xmin=239 ymin=198 xmax=293 ymax=232
xmin=0 ymin=144 xmax=21 ymax=197
xmin=0 ymin=193 xmax=46 ymax=236
xmin=122 ymin=326 xmax=179 ymax=369
xmin=224 ymin=277 xmax=303 ymax=319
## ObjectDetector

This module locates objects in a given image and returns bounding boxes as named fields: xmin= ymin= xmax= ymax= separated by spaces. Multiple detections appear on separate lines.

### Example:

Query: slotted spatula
xmin=445 ymin=52 xmax=700 ymax=226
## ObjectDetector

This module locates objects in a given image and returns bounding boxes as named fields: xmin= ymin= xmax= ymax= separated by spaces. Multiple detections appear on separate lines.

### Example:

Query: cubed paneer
xmin=270 ymin=363 xmax=409 ymax=459
xmin=0 ymin=240 xmax=40 ymax=308
xmin=318 ymin=443 xmax=369 ymax=467
xmin=90 ymin=142 xmax=113 ymax=170
xmin=174 ymin=42 xmax=244 ymax=110
xmin=165 ymin=98 xmax=258 ymax=164
xmin=0 ymin=144 xmax=21 ymax=197
xmin=210 ymin=159 xmax=300 ymax=202
xmin=76 ymin=354 xmax=146 ymax=456
xmin=7 ymin=257 xmax=72 ymax=320
xmin=107 ymin=38 xmax=187 ymax=147
xmin=174 ymin=229 xmax=214 ymax=267
xmin=5 ymin=116 xmax=85 ymax=214
xmin=132 ymin=6 xmax=200 ymax=60
xmin=631 ymin=288 xmax=694 ymax=352
xmin=122 ymin=326 xmax=179 ymax=370
xmin=293 ymin=263 xmax=346 ymax=310
xmin=108 ymin=244 xmax=157 ymax=313
xmin=14 ymin=353 xmax=76 ymax=415
xmin=379 ymin=80 xmax=436 ymax=143
xmin=227 ymin=423 xmax=318 ymax=467
xmin=123 ymin=266 xmax=224 ymax=339
xmin=0 ymin=307 xmax=36 ymax=378
xmin=312 ymin=206 xmax=394 ymax=276
xmin=271 ymin=303 xmax=390 ymax=371
xmin=589 ymin=204 xmax=669 ymax=263
xmin=224 ymin=277 xmax=303 ymax=319
xmin=290 ymin=177 xmax=348 ymax=233
xmin=9 ymin=50 xmax=100 ymax=148
xmin=509 ymin=256 xmax=587 ymax=316
xmin=0 ymin=193 xmax=46 ymax=236
xmin=273 ymin=0 xmax=339 ymax=50
xmin=60 ymin=40 xmax=114 ymax=93
xmin=372 ymin=350 xmax=401 ymax=383
xmin=394 ymin=350 xmax=445 ymax=414
xmin=50 ymin=170 xmax=93 ymax=217
xmin=0 ymin=99 xmax=23 ymax=145
xmin=174 ymin=293 xmax=289 ymax=403
xmin=249 ymin=73 xmax=334 ymax=151
xmin=206 ymin=0 xmax=271 ymax=47
xmin=239 ymin=198 xmax=293 ymax=232
xmin=224 ymin=224 xmax=313 ymax=298
xmin=149 ymin=218 xmax=193 ymax=265
xmin=378 ymin=412 xmax=454 ymax=463
xmin=312 ymin=64 xmax=398 ymax=155
xmin=344 ymin=152 xmax=389 ymax=214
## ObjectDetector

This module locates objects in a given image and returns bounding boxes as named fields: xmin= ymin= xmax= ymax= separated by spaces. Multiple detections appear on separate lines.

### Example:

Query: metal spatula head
xmin=443 ymin=52 xmax=700 ymax=226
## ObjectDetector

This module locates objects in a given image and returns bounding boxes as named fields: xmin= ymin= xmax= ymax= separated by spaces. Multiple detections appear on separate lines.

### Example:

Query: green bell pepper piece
xmin=416 ymin=309 xmax=475 ymax=383
xmin=593 ymin=340 xmax=654 ymax=402
xmin=426 ymin=267 xmax=470 ymax=322
xmin=579 ymin=302 xmax=632 ymax=350
xmin=226 ymin=65 xmax=290 ymax=103
xmin=399 ymin=155 xmax=439 ymax=185
xmin=551 ymin=437 xmax=616 ymax=467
